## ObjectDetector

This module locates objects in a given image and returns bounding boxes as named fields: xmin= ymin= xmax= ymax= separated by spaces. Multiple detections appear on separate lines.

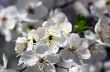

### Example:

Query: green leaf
xmin=73 ymin=14 xmax=91 ymax=33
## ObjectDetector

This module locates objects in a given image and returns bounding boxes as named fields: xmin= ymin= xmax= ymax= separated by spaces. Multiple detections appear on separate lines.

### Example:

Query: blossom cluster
xmin=0 ymin=0 xmax=110 ymax=72
xmin=0 ymin=0 xmax=48 ymax=42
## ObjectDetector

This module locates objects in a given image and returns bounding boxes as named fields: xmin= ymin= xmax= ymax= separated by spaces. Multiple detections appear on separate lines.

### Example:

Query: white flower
xmin=94 ymin=16 xmax=110 ymax=44
xmin=16 ymin=0 xmax=48 ymax=23
xmin=15 ymin=37 xmax=28 ymax=55
xmin=19 ymin=50 xmax=59 ymax=72
xmin=84 ymin=30 xmax=110 ymax=47
xmin=90 ymin=0 xmax=110 ymax=17
xmin=15 ymin=29 xmax=38 ymax=55
xmin=73 ymin=1 xmax=90 ymax=16
xmin=88 ymin=43 xmax=107 ymax=62
xmin=60 ymin=33 xmax=91 ymax=63
xmin=0 ymin=5 xmax=17 ymax=29
xmin=0 ymin=5 xmax=18 ymax=42
xmin=84 ymin=30 xmax=101 ymax=45
xmin=84 ymin=30 xmax=107 ymax=62
xmin=48 ymin=9 xmax=72 ymax=35
xmin=36 ymin=20 xmax=66 ymax=53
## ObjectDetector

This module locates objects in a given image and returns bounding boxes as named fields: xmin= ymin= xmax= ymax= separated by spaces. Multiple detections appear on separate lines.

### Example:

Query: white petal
xmin=42 ymin=20 xmax=56 ymax=28
xmin=17 ymin=0 xmax=48 ymax=19
xmin=16 ymin=0 xmax=40 ymax=9
xmin=36 ymin=27 xmax=45 ymax=39
xmin=80 ymin=38 xmax=89 ymax=49
xmin=43 ymin=64 xmax=56 ymax=72
xmin=2 ymin=53 xmax=8 ymax=68
xmin=90 ymin=43 xmax=107 ymax=61
xmin=26 ymin=41 xmax=33 ymax=51
xmin=77 ymin=48 xmax=91 ymax=59
xmin=84 ymin=30 xmax=96 ymax=40
xmin=5 ymin=5 xmax=18 ymax=17
xmin=60 ymin=49 xmax=75 ymax=62
xmin=46 ymin=54 xmax=59 ymax=64
xmin=90 ymin=5 xmax=100 ymax=17
xmin=73 ymin=1 xmax=89 ymax=16
xmin=57 ymin=60 xmax=77 ymax=68
xmin=60 ymin=21 xmax=72 ymax=34
xmin=69 ymin=33 xmax=81 ymax=46
xmin=24 ymin=65 xmax=40 ymax=72
xmin=35 ymin=44 xmax=50 ymax=54
xmin=93 ymin=0 xmax=106 ymax=9
xmin=48 ymin=46 xmax=59 ymax=54
xmin=6 ymin=19 xmax=16 ymax=30
xmin=15 ymin=37 xmax=27 ymax=54
xmin=25 ymin=64 xmax=56 ymax=72
xmin=94 ymin=18 xmax=101 ymax=33
xmin=28 ymin=29 xmax=38 ymax=41
xmin=50 ymin=11 xmax=67 ymax=23
xmin=49 ymin=9 xmax=60 ymax=18
xmin=77 ymin=38 xmax=90 ymax=60
xmin=31 ymin=5 xmax=48 ymax=19
xmin=69 ymin=33 xmax=80 ymax=41
xmin=2 ymin=29 xmax=11 ymax=42
xmin=18 ymin=58 xmax=24 ymax=65
xmin=57 ymin=32 xmax=66 ymax=47
xmin=20 ymin=51 xmax=37 ymax=66
xmin=22 ymin=17 xmax=43 ymax=23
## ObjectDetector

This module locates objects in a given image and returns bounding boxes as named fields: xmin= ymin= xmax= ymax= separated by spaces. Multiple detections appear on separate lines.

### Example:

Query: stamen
xmin=106 ymin=1 xmax=110 ymax=5
xmin=69 ymin=44 xmax=77 ymax=52
xmin=49 ymin=35 xmax=53 ymax=40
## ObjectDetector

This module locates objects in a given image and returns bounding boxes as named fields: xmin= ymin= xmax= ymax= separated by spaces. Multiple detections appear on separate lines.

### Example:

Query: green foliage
xmin=73 ymin=14 xmax=91 ymax=33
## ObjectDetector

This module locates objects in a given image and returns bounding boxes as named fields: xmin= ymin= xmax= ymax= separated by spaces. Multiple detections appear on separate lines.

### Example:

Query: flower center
xmin=69 ymin=44 xmax=77 ymax=52
xmin=44 ymin=28 xmax=58 ymax=45
xmin=89 ymin=43 xmax=97 ymax=54
xmin=106 ymin=1 xmax=110 ymax=5
xmin=49 ymin=35 xmax=53 ymax=40
xmin=39 ymin=58 xmax=45 ymax=63
xmin=38 ymin=58 xmax=48 ymax=64
xmin=48 ymin=35 xmax=54 ymax=43
xmin=0 ymin=16 xmax=7 ymax=22
xmin=27 ymin=6 xmax=35 ymax=14
xmin=37 ymin=57 xmax=49 ymax=71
